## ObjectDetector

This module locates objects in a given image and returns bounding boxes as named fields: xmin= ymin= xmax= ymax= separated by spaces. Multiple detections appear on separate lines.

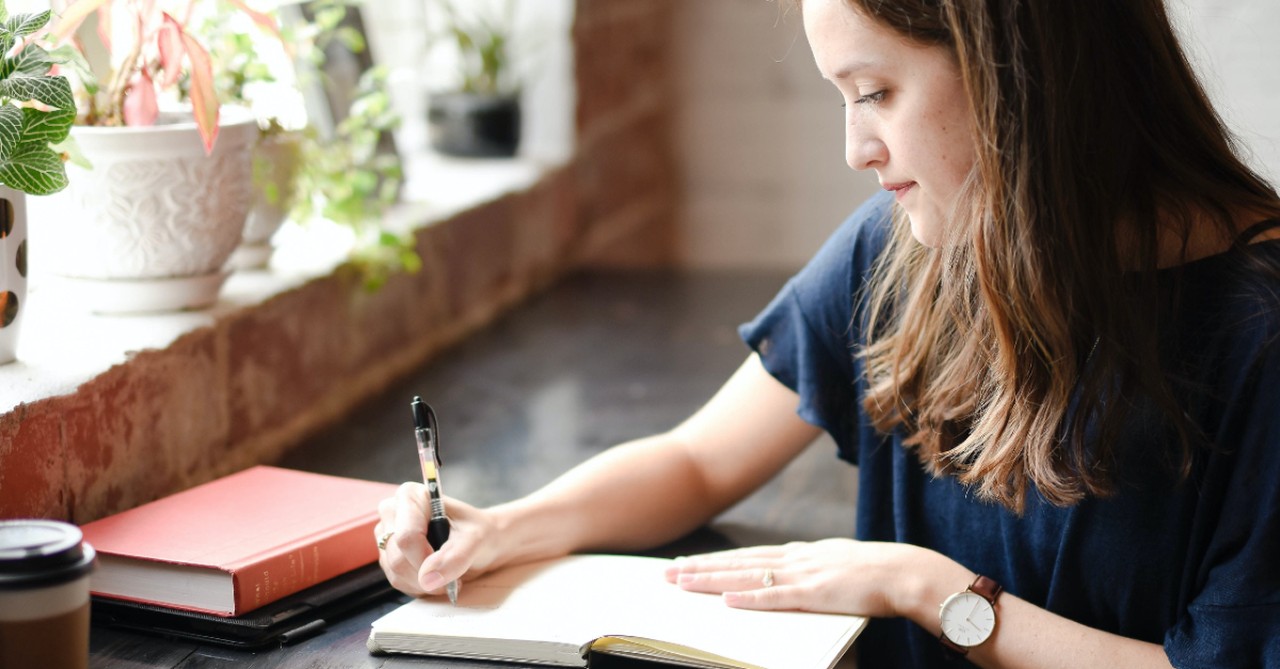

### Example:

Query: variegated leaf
xmin=5 ymin=11 xmax=53 ymax=39
xmin=22 ymin=103 xmax=75 ymax=144
xmin=0 ymin=139 xmax=68 ymax=195
xmin=6 ymin=42 xmax=52 ymax=78
xmin=0 ymin=105 xmax=21 ymax=159
xmin=1 ymin=76 xmax=74 ymax=113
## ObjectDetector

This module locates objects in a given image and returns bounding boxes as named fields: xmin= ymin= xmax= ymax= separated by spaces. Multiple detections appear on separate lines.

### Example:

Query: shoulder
xmin=1177 ymin=240 xmax=1280 ymax=362
xmin=1166 ymin=241 xmax=1280 ymax=447
xmin=737 ymin=193 xmax=895 ymax=454
xmin=739 ymin=190 xmax=896 ymax=369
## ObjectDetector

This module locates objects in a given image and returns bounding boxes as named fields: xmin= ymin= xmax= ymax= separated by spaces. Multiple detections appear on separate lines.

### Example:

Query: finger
xmin=675 ymin=567 xmax=778 ymax=594
xmin=418 ymin=547 xmax=448 ymax=594
xmin=381 ymin=528 xmax=431 ymax=596
xmin=706 ymin=545 xmax=790 ymax=558
xmin=685 ymin=545 xmax=789 ymax=564
xmin=414 ymin=498 xmax=484 ymax=594
xmin=391 ymin=482 xmax=430 ymax=565
xmin=377 ymin=496 xmax=396 ymax=526
xmin=375 ymin=498 xmax=421 ymax=596
xmin=667 ymin=552 xmax=779 ymax=583
xmin=392 ymin=482 xmax=430 ymax=537
xmin=382 ymin=558 xmax=427 ymax=597
xmin=379 ymin=538 xmax=426 ymax=598
xmin=383 ymin=483 xmax=432 ymax=593
xmin=722 ymin=584 xmax=802 ymax=611
xmin=417 ymin=532 xmax=462 ymax=593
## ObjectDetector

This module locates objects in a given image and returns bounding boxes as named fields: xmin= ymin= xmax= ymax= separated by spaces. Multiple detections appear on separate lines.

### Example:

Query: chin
xmin=906 ymin=214 xmax=944 ymax=248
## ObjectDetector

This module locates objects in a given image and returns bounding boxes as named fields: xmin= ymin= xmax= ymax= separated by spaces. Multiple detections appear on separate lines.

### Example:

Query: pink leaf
xmin=49 ymin=0 xmax=111 ymax=45
xmin=123 ymin=70 xmax=159 ymax=127
xmin=95 ymin=5 xmax=111 ymax=53
xmin=226 ymin=0 xmax=283 ymax=42
xmin=166 ymin=15 xmax=219 ymax=154
xmin=156 ymin=22 xmax=184 ymax=89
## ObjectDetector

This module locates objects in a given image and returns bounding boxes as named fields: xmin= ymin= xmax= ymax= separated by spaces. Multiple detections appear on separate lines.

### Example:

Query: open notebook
xmin=367 ymin=554 xmax=866 ymax=669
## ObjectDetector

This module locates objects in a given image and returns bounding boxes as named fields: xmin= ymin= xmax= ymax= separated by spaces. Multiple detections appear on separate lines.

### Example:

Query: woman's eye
xmin=855 ymin=90 xmax=887 ymax=105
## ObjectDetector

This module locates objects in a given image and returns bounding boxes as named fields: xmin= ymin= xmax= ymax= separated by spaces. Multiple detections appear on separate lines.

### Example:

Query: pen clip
xmin=411 ymin=396 xmax=442 ymax=467
xmin=425 ymin=403 xmax=441 ymax=467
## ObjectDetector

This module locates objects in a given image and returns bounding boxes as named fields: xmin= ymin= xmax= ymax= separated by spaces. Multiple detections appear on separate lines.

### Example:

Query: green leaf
xmin=0 ymin=139 xmax=68 ymax=195
xmin=22 ymin=103 xmax=74 ymax=145
xmin=5 ymin=10 xmax=52 ymax=39
xmin=5 ymin=41 xmax=53 ymax=79
xmin=33 ymin=74 xmax=74 ymax=109
xmin=0 ymin=74 xmax=73 ymax=107
xmin=0 ymin=104 xmax=20 ymax=159
xmin=0 ymin=78 xmax=75 ymax=146
xmin=43 ymin=43 xmax=87 ymax=68
xmin=43 ymin=44 xmax=97 ymax=92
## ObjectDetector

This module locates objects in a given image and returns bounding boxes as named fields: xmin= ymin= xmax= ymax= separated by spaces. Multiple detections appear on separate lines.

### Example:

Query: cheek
xmin=909 ymin=75 xmax=975 ymax=176
xmin=927 ymin=116 xmax=975 ymax=188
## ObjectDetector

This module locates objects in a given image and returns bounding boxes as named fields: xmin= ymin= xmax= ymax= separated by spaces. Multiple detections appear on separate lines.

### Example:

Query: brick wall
xmin=572 ymin=1 xmax=678 ymax=266
xmin=0 ymin=0 xmax=679 ymax=522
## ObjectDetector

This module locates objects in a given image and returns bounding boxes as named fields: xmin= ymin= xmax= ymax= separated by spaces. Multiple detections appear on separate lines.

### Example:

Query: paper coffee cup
xmin=0 ymin=520 xmax=97 ymax=669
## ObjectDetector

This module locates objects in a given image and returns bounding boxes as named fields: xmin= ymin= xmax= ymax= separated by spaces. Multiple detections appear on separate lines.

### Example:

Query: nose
xmin=845 ymin=116 xmax=887 ymax=171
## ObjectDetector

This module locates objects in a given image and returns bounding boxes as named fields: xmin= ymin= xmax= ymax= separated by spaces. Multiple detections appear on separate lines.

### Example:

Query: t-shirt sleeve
xmin=738 ymin=192 xmax=894 ymax=462
xmin=1164 ymin=334 xmax=1280 ymax=668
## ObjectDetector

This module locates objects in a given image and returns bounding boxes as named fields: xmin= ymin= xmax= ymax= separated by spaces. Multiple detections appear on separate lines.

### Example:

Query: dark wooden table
xmin=88 ymin=270 xmax=860 ymax=668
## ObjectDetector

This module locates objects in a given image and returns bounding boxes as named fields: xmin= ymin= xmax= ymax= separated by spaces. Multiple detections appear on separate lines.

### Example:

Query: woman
xmin=377 ymin=0 xmax=1280 ymax=666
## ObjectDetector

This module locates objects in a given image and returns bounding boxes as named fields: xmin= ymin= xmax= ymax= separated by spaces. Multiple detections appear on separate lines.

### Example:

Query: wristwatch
xmin=938 ymin=575 xmax=1003 ymax=655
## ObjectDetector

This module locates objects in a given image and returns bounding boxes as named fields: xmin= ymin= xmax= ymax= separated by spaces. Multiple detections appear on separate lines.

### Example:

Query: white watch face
xmin=939 ymin=591 xmax=996 ymax=647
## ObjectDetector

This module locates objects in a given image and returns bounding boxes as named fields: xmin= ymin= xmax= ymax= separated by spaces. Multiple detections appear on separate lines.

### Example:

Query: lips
xmin=882 ymin=181 xmax=916 ymax=201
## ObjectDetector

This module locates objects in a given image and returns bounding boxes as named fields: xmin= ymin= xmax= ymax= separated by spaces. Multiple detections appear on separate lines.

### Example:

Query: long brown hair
xmin=844 ymin=0 xmax=1280 ymax=511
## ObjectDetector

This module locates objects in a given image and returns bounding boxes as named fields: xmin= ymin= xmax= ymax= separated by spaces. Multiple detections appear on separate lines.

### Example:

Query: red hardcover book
xmin=80 ymin=466 xmax=398 ymax=617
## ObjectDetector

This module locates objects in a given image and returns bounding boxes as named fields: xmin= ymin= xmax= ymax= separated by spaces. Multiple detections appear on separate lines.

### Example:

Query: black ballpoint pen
xmin=411 ymin=396 xmax=458 ymax=605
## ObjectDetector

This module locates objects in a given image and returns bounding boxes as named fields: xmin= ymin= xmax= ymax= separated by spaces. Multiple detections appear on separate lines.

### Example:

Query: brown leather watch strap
xmin=970 ymin=574 xmax=1003 ymax=604
xmin=939 ymin=631 xmax=968 ymax=656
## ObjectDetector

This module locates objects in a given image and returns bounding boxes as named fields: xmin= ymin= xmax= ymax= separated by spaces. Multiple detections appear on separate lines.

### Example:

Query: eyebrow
xmin=830 ymin=60 xmax=883 ymax=80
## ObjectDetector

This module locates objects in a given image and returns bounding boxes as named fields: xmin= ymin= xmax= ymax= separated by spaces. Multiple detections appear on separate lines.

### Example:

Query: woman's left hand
xmin=664 ymin=538 xmax=937 ymax=618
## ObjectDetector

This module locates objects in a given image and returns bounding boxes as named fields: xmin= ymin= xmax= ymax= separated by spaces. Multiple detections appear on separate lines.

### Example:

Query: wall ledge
xmin=0 ymin=157 xmax=585 ymax=523
xmin=2 ymin=154 xmax=547 ymax=415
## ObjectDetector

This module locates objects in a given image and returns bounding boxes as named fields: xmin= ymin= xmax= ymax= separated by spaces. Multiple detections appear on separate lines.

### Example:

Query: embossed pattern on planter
xmin=40 ymin=117 xmax=256 ymax=280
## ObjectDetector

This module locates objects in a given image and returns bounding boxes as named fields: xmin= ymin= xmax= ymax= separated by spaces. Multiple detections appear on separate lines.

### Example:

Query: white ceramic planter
xmin=228 ymin=129 xmax=303 ymax=270
xmin=0 ymin=186 xmax=27 ymax=363
xmin=32 ymin=107 xmax=257 ymax=313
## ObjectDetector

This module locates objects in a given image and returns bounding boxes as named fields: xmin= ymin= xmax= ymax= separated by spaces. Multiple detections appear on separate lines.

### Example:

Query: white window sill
xmin=0 ymin=150 xmax=551 ymax=415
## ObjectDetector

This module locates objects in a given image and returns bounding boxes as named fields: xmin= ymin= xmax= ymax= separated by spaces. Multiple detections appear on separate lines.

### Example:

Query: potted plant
xmin=200 ymin=1 xmax=305 ymax=270
xmin=0 ymin=0 xmax=73 ymax=362
xmin=291 ymin=64 xmax=416 ymax=291
xmin=200 ymin=0 xmax=412 ymax=282
xmin=26 ymin=0 xmax=279 ymax=313
xmin=425 ymin=0 xmax=521 ymax=158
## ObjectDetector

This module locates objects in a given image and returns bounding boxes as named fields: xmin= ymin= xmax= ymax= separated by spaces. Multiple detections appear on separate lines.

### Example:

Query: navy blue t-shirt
xmin=739 ymin=192 xmax=1280 ymax=668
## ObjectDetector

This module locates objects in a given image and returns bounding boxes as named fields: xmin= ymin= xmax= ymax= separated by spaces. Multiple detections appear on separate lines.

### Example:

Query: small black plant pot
xmin=427 ymin=92 xmax=521 ymax=158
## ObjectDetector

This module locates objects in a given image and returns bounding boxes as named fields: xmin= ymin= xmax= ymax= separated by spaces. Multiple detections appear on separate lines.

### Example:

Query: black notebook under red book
xmin=91 ymin=562 xmax=402 ymax=649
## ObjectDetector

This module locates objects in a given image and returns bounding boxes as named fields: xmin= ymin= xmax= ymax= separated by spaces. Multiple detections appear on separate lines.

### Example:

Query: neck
xmin=1153 ymin=203 xmax=1280 ymax=269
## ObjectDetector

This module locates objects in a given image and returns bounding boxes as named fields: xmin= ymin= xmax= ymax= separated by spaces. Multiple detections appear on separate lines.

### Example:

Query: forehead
xmin=803 ymin=0 xmax=945 ymax=80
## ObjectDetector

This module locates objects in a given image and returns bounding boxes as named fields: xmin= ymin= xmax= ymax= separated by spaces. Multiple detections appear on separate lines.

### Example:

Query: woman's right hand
xmin=375 ymin=482 xmax=503 ymax=597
